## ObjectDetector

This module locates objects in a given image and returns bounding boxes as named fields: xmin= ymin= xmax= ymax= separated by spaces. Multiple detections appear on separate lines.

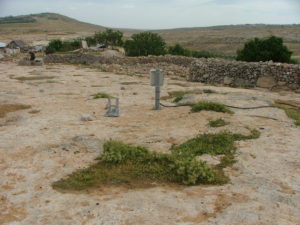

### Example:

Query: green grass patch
xmin=275 ymin=105 xmax=300 ymax=126
xmin=161 ymin=90 xmax=202 ymax=103
xmin=203 ymin=89 xmax=217 ymax=94
xmin=92 ymin=92 xmax=113 ymax=99
xmin=169 ymin=91 xmax=189 ymax=103
xmin=53 ymin=129 xmax=260 ymax=190
xmin=191 ymin=101 xmax=233 ymax=114
xmin=209 ymin=118 xmax=229 ymax=127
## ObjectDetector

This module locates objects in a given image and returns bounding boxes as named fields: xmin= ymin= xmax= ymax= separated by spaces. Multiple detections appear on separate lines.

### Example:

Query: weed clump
xmin=209 ymin=118 xmax=229 ymax=127
xmin=191 ymin=101 xmax=233 ymax=114
xmin=275 ymin=105 xmax=300 ymax=126
xmin=203 ymin=89 xmax=217 ymax=94
xmin=161 ymin=90 xmax=202 ymax=103
xmin=92 ymin=92 xmax=113 ymax=99
xmin=53 ymin=129 xmax=260 ymax=190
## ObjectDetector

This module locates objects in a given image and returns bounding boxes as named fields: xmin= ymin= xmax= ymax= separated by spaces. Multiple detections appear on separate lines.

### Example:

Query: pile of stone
xmin=189 ymin=58 xmax=300 ymax=90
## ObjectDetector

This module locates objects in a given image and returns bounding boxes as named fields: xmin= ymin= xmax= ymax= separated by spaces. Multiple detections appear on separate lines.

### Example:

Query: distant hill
xmin=0 ymin=13 xmax=299 ymax=59
xmin=0 ymin=13 xmax=106 ymax=34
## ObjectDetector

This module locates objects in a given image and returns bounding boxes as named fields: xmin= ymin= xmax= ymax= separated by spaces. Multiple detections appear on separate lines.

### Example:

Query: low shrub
xmin=53 ymin=129 xmax=260 ymax=190
xmin=209 ymin=118 xmax=228 ymax=127
xmin=191 ymin=101 xmax=233 ymax=114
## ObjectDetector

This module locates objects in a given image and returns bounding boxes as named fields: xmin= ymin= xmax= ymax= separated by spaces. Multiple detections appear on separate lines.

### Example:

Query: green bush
xmin=45 ymin=39 xmax=63 ymax=54
xmin=237 ymin=36 xmax=293 ymax=63
xmin=168 ymin=44 xmax=191 ymax=56
xmin=124 ymin=32 xmax=166 ymax=56
xmin=94 ymin=28 xmax=123 ymax=46
xmin=45 ymin=38 xmax=82 ymax=54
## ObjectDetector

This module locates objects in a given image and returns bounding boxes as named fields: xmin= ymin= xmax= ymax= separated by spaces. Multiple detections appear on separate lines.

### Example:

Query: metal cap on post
xmin=150 ymin=69 xmax=164 ymax=110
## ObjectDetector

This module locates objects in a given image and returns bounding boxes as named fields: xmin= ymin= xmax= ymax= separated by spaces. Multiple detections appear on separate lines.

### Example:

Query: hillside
xmin=155 ymin=24 xmax=300 ymax=59
xmin=0 ymin=13 xmax=299 ymax=59
xmin=0 ymin=13 xmax=106 ymax=34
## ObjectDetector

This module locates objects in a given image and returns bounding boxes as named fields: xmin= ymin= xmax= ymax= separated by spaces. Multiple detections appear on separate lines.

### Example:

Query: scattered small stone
xmin=39 ymin=89 xmax=44 ymax=93
xmin=81 ymin=114 xmax=93 ymax=121
xmin=120 ymin=87 xmax=126 ymax=90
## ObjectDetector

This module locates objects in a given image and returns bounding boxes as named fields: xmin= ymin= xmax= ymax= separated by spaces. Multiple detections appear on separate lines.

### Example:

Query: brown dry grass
xmin=0 ymin=104 xmax=31 ymax=118
xmin=12 ymin=76 xmax=55 ymax=81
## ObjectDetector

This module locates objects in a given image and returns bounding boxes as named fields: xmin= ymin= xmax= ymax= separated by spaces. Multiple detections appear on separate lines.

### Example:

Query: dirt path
xmin=0 ymin=62 xmax=299 ymax=225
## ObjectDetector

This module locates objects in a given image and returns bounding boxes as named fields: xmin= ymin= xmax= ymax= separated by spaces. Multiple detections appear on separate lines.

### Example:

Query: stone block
xmin=256 ymin=76 xmax=277 ymax=88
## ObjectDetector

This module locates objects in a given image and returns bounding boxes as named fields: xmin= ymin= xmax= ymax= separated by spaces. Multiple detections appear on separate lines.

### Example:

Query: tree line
xmin=46 ymin=28 xmax=296 ymax=64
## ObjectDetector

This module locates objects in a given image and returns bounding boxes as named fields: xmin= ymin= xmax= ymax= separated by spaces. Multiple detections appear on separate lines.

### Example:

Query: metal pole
xmin=154 ymin=86 xmax=161 ymax=110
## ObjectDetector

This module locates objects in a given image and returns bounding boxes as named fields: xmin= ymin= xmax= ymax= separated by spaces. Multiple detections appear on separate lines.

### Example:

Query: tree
xmin=237 ymin=36 xmax=292 ymax=63
xmin=124 ymin=32 xmax=166 ymax=56
xmin=168 ymin=44 xmax=191 ymax=56
xmin=45 ymin=38 xmax=82 ymax=54
xmin=85 ymin=36 xmax=96 ymax=46
xmin=45 ymin=39 xmax=63 ymax=54
xmin=94 ymin=29 xmax=123 ymax=46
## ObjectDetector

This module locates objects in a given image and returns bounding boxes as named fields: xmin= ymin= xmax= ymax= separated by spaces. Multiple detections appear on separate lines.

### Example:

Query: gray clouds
xmin=0 ymin=0 xmax=299 ymax=29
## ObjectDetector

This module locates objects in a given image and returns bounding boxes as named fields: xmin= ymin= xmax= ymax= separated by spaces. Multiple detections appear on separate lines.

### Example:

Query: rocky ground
xmin=0 ymin=61 xmax=300 ymax=225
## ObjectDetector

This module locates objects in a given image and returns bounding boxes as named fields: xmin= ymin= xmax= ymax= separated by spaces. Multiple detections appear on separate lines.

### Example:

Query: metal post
xmin=154 ymin=86 xmax=161 ymax=110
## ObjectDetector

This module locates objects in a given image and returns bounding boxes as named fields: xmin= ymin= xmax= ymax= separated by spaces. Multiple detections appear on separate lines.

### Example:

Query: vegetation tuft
xmin=92 ymin=92 xmax=113 ymax=99
xmin=191 ymin=101 xmax=233 ymax=114
xmin=275 ymin=105 xmax=300 ymax=126
xmin=209 ymin=118 xmax=229 ymax=127
xmin=203 ymin=89 xmax=217 ymax=94
xmin=53 ymin=129 xmax=260 ymax=190
xmin=161 ymin=90 xmax=202 ymax=102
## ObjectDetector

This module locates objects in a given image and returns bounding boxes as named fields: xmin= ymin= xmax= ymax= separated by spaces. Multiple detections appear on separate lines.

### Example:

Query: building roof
xmin=10 ymin=40 xmax=27 ymax=47
xmin=0 ymin=42 xmax=6 ymax=48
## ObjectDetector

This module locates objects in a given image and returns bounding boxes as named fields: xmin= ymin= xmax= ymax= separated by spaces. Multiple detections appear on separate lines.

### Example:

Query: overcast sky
xmin=0 ymin=0 xmax=299 ymax=29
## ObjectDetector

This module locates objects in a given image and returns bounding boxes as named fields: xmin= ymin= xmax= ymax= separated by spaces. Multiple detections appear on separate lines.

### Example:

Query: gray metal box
xmin=150 ymin=69 xmax=164 ymax=86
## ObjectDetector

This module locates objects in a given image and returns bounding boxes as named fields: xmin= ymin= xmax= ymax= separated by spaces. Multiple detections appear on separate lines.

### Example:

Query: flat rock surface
xmin=0 ymin=62 xmax=299 ymax=225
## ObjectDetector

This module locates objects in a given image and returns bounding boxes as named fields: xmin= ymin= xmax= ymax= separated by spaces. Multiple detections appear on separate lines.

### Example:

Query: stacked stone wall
xmin=44 ymin=54 xmax=300 ymax=91
xmin=189 ymin=59 xmax=300 ymax=90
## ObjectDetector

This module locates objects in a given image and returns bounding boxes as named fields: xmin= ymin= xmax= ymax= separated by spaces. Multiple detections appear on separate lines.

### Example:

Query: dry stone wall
xmin=189 ymin=59 xmax=300 ymax=90
xmin=44 ymin=54 xmax=194 ymax=67
xmin=44 ymin=53 xmax=300 ymax=91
